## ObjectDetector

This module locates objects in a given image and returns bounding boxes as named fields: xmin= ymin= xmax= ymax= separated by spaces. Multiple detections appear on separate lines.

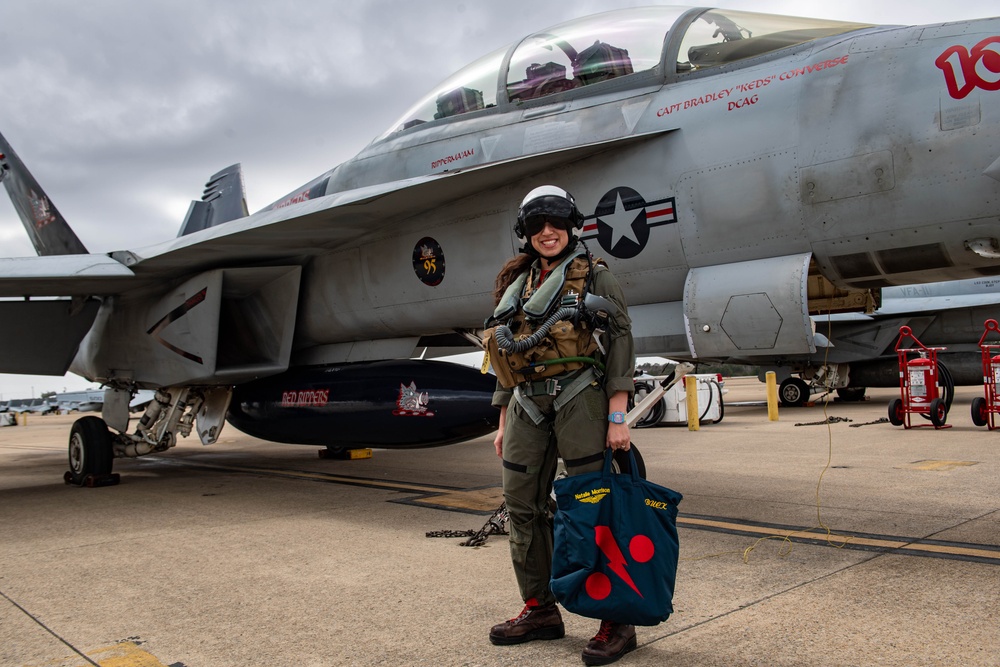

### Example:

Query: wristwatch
xmin=608 ymin=411 xmax=626 ymax=424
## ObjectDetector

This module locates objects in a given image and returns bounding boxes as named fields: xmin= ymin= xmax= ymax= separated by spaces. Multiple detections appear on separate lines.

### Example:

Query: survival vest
xmin=485 ymin=249 xmax=604 ymax=389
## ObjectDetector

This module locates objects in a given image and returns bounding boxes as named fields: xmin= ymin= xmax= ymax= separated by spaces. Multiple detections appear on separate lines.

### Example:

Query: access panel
xmin=683 ymin=253 xmax=814 ymax=360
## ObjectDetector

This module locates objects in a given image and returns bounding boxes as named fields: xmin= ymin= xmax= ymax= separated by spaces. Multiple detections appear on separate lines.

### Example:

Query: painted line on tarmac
xmin=679 ymin=514 xmax=1000 ymax=565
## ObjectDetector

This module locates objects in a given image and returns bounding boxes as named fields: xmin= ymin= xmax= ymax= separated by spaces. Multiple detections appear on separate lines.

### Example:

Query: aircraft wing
xmin=0 ymin=129 xmax=669 ymax=297
xmin=0 ymin=254 xmax=136 ymax=295
xmin=873 ymin=292 xmax=1000 ymax=316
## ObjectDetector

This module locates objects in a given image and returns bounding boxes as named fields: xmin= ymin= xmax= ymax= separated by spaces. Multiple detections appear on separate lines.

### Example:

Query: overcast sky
xmin=1 ymin=0 xmax=997 ymax=399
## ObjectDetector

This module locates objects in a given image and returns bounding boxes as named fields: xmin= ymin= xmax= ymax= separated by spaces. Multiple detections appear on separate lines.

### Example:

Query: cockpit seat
xmin=573 ymin=41 xmax=633 ymax=85
xmin=508 ymin=62 xmax=576 ymax=102
xmin=435 ymin=87 xmax=485 ymax=119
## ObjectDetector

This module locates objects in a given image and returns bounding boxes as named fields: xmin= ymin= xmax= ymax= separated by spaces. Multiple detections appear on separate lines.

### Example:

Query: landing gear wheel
xmin=929 ymin=397 xmax=948 ymax=428
xmin=888 ymin=398 xmax=905 ymax=426
xmin=779 ymin=378 xmax=810 ymax=407
xmin=971 ymin=397 xmax=989 ymax=427
xmin=66 ymin=416 xmax=117 ymax=487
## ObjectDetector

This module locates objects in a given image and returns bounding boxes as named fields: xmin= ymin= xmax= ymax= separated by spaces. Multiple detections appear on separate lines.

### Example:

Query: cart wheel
xmin=888 ymin=398 xmax=904 ymax=426
xmin=929 ymin=398 xmax=947 ymax=428
xmin=971 ymin=397 xmax=988 ymax=427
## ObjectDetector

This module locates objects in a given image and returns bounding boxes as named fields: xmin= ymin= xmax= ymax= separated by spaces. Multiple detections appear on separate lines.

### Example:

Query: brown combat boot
xmin=489 ymin=602 xmax=565 ymax=645
xmin=581 ymin=620 xmax=637 ymax=665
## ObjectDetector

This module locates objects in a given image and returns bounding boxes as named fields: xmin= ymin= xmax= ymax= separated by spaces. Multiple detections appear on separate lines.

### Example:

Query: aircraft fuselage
xmin=281 ymin=12 xmax=1000 ymax=367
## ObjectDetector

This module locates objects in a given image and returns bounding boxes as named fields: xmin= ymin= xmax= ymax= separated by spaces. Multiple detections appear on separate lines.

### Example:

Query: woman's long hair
xmin=493 ymin=253 xmax=534 ymax=305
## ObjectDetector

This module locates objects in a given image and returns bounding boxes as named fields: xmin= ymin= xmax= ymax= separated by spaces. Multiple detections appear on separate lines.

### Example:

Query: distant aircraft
xmin=50 ymin=389 xmax=106 ymax=413
xmin=2 ymin=399 xmax=30 ymax=414
xmin=5 ymin=398 xmax=58 ymax=415
xmin=1 ymin=6 xmax=999 ymax=484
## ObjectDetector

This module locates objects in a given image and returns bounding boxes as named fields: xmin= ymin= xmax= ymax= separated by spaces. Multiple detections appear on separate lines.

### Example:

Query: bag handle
xmin=601 ymin=447 xmax=641 ymax=484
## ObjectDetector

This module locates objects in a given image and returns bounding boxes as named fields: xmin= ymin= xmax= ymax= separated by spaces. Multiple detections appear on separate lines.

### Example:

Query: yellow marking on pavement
xmin=71 ymin=641 xmax=169 ymax=667
xmin=905 ymin=459 xmax=978 ymax=471
xmin=411 ymin=487 xmax=506 ymax=512
xmin=678 ymin=516 xmax=1000 ymax=563
xmin=679 ymin=517 xmax=884 ymax=544
xmin=899 ymin=542 xmax=1000 ymax=560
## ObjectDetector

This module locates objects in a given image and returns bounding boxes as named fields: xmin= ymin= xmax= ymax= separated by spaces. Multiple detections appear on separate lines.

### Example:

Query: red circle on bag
xmin=586 ymin=572 xmax=612 ymax=600
xmin=630 ymin=534 xmax=655 ymax=563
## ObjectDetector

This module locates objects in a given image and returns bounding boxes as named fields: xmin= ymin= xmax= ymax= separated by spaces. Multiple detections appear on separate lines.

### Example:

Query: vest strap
xmin=523 ymin=248 xmax=588 ymax=320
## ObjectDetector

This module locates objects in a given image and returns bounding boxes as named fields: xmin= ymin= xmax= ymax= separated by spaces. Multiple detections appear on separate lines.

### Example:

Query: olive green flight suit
xmin=492 ymin=263 xmax=634 ymax=605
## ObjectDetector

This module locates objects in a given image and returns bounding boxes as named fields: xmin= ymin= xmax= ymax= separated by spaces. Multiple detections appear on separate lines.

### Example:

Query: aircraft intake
xmin=226 ymin=359 xmax=500 ymax=449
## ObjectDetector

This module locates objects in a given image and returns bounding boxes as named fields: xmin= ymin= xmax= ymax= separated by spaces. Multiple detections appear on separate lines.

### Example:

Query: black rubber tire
xmin=779 ymin=378 xmax=810 ymax=407
xmin=67 ymin=416 xmax=113 ymax=485
xmin=929 ymin=398 xmax=947 ymax=428
xmin=888 ymin=398 xmax=905 ymax=426
xmin=971 ymin=397 xmax=988 ymax=427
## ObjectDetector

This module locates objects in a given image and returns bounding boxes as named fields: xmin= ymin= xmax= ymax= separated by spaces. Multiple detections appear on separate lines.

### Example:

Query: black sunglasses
xmin=523 ymin=215 xmax=574 ymax=237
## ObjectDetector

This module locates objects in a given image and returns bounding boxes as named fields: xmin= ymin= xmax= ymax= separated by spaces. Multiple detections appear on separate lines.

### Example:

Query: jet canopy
xmin=377 ymin=6 xmax=871 ymax=141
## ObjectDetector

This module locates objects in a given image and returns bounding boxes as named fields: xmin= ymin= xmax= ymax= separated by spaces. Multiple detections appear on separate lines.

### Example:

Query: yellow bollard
xmin=686 ymin=376 xmax=700 ymax=431
xmin=766 ymin=371 xmax=779 ymax=421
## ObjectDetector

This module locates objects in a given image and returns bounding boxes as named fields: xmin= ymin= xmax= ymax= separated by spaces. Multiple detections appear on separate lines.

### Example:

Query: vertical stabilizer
xmin=0 ymin=131 xmax=88 ymax=255
xmin=178 ymin=164 xmax=249 ymax=237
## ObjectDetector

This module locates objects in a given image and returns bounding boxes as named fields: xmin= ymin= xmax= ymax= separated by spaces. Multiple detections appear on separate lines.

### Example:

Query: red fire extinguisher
xmin=888 ymin=326 xmax=950 ymax=429
xmin=971 ymin=319 xmax=1000 ymax=429
xmin=905 ymin=356 xmax=937 ymax=405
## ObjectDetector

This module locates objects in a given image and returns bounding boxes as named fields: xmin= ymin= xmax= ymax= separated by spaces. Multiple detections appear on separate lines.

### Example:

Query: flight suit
xmin=492 ymin=261 xmax=634 ymax=605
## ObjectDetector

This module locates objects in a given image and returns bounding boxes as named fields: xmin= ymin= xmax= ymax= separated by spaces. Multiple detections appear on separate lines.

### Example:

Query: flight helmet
xmin=515 ymin=185 xmax=584 ymax=239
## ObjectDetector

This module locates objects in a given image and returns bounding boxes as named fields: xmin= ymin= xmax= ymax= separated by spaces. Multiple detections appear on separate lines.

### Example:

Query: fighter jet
xmin=1 ymin=6 xmax=999 ymax=484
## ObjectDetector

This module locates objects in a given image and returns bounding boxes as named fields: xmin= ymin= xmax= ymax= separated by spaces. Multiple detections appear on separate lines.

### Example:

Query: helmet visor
xmin=520 ymin=195 xmax=578 ymax=236
xmin=523 ymin=214 xmax=575 ymax=237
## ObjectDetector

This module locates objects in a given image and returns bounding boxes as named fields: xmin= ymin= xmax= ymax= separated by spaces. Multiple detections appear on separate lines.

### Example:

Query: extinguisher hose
xmin=938 ymin=361 xmax=955 ymax=413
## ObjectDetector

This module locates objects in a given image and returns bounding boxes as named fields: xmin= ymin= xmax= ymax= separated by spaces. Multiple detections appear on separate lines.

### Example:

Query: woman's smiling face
xmin=530 ymin=220 xmax=570 ymax=267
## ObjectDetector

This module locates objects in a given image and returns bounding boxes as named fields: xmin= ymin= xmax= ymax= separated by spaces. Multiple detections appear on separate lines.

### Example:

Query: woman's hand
xmin=606 ymin=422 xmax=631 ymax=450
xmin=493 ymin=405 xmax=506 ymax=457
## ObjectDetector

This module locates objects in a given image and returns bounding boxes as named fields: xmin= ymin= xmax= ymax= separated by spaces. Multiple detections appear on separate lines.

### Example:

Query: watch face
xmin=610 ymin=412 xmax=625 ymax=423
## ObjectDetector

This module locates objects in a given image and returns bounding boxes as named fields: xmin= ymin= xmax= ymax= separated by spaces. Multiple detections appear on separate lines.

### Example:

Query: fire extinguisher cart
xmin=887 ymin=326 xmax=951 ymax=429
xmin=971 ymin=319 xmax=1000 ymax=429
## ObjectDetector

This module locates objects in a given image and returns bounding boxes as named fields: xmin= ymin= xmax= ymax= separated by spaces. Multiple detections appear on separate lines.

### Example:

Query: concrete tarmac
xmin=1 ymin=380 xmax=998 ymax=666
